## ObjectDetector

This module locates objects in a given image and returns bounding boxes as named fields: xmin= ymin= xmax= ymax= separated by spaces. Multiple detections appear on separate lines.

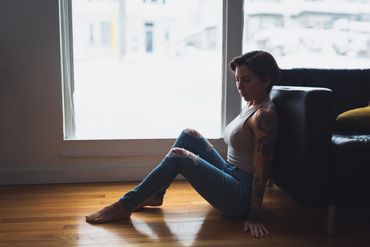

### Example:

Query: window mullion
xmin=222 ymin=0 xmax=243 ymax=131
xmin=59 ymin=0 xmax=76 ymax=139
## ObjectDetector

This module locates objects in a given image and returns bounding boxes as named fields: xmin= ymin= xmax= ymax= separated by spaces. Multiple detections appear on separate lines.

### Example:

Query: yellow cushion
xmin=336 ymin=106 xmax=370 ymax=133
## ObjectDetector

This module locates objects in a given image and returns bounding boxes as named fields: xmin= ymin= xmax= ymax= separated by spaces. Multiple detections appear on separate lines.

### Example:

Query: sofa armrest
xmin=270 ymin=86 xmax=335 ymax=207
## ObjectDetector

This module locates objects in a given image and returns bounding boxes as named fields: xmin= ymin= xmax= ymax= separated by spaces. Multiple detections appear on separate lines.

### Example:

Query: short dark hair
xmin=229 ymin=50 xmax=281 ymax=93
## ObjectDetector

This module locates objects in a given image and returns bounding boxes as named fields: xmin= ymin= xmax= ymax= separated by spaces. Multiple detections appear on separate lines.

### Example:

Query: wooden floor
xmin=0 ymin=181 xmax=369 ymax=247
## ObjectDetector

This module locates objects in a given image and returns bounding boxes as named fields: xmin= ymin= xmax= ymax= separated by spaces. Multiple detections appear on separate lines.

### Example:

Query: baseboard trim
xmin=0 ymin=165 xmax=159 ymax=185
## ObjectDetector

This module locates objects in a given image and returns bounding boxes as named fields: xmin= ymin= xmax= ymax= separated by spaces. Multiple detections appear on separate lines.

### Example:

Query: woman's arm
xmin=244 ymin=106 xmax=277 ymax=237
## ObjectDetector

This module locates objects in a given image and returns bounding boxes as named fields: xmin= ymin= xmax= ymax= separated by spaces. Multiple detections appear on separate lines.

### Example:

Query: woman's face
xmin=234 ymin=65 xmax=269 ymax=103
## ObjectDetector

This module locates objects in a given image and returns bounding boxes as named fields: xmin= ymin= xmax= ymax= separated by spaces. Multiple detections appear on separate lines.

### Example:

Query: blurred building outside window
xmin=243 ymin=0 xmax=370 ymax=69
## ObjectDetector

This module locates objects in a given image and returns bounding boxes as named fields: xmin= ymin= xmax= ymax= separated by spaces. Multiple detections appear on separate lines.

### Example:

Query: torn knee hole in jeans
xmin=167 ymin=148 xmax=199 ymax=165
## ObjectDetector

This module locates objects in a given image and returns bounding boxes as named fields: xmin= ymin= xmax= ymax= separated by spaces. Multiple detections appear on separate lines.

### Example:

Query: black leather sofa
xmin=269 ymin=69 xmax=370 ymax=236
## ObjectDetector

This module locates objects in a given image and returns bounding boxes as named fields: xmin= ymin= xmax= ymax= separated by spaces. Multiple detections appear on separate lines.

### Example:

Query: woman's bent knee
xmin=183 ymin=128 xmax=202 ymax=138
xmin=182 ymin=128 xmax=213 ymax=153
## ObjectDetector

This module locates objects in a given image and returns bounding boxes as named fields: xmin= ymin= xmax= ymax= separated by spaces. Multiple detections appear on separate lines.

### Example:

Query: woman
xmin=86 ymin=50 xmax=280 ymax=238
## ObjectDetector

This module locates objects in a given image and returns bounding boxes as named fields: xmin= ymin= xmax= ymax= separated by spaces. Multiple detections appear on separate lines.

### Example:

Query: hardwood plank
xmin=0 ymin=181 xmax=369 ymax=247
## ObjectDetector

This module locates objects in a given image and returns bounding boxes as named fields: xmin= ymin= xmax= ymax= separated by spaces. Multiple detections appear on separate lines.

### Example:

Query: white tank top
xmin=223 ymin=99 xmax=273 ymax=173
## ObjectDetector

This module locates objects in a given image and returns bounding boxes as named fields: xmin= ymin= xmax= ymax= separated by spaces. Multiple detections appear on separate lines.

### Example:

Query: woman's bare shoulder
xmin=250 ymin=105 xmax=277 ymax=133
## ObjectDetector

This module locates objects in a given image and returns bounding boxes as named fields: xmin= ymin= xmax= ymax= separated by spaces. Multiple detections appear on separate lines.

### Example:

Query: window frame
xmin=58 ymin=0 xmax=243 ymax=158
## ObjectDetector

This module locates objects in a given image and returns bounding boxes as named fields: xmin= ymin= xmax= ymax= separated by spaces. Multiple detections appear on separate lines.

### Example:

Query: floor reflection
xmin=79 ymin=207 xmax=244 ymax=246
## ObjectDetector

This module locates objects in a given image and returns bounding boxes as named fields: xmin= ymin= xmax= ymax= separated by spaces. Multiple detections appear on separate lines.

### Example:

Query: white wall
xmin=0 ymin=0 xmax=229 ymax=185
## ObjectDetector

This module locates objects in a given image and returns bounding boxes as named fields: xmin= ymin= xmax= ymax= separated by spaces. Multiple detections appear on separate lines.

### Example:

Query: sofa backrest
xmin=270 ymin=86 xmax=334 ymax=206
xmin=277 ymin=69 xmax=370 ymax=116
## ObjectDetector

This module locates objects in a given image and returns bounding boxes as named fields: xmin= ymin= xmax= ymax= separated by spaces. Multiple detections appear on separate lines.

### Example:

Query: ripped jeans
xmin=119 ymin=129 xmax=253 ymax=216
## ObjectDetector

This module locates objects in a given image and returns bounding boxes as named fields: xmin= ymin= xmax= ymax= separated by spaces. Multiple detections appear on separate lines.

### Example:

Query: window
xmin=59 ymin=0 xmax=243 ymax=142
xmin=243 ymin=0 xmax=370 ymax=69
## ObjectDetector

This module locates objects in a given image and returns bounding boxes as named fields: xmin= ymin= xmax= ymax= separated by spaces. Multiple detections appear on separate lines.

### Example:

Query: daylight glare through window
xmin=67 ymin=0 xmax=223 ymax=139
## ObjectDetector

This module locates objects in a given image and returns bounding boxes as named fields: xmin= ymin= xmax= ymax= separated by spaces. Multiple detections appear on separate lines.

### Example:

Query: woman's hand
xmin=244 ymin=219 xmax=269 ymax=238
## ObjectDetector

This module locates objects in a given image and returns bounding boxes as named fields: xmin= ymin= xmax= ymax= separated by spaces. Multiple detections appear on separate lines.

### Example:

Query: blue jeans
xmin=120 ymin=129 xmax=253 ymax=216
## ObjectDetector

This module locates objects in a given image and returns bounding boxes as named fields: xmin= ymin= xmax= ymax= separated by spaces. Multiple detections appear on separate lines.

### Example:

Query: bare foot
xmin=86 ymin=201 xmax=131 ymax=224
xmin=133 ymin=196 xmax=163 ymax=211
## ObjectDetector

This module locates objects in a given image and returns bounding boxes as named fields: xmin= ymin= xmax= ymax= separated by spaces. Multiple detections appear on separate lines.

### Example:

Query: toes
xmin=86 ymin=212 xmax=100 ymax=221
xmin=86 ymin=216 xmax=94 ymax=224
xmin=85 ymin=211 xmax=103 ymax=224
xmin=86 ymin=215 xmax=103 ymax=224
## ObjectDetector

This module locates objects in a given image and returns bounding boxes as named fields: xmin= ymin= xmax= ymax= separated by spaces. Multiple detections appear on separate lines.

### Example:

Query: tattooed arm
xmin=243 ymin=106 xmax=277 ymax=237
